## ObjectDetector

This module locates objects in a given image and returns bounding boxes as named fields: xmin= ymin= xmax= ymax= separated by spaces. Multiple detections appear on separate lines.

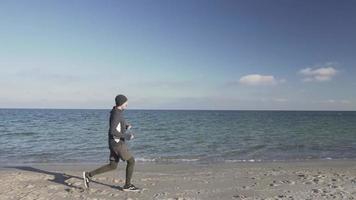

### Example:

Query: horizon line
xmin=1 ymin=107 xmax=355 ymax=112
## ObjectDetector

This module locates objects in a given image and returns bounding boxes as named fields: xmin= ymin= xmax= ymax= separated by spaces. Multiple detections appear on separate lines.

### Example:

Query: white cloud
xmin=299 ymin=66 xmax=338 ymax=82
xmin=239 ymin=74 xmax=283 ymax=86
xmin=340 ymin=100 xmax=351 ymax=104
xmin=322 ymin=99 xmax=352 ymax=104
xmin=274 ymin=98 xmax=288 ymax=103
xmin=325 ymin=99 xmax=336 ymax=104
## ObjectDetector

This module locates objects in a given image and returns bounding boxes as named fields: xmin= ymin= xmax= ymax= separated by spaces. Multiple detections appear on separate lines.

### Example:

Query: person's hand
xmin=126 ymin=124 xmax=132 ymax=130
xmin=129 ymin=133 xmax=135 ymax=140
xmin=124 ymin=133 xmax=135 ymax=140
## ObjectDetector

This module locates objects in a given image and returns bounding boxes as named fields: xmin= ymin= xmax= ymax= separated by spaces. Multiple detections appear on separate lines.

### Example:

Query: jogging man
xmin=83 ymin=94 xmax=139 ymax=192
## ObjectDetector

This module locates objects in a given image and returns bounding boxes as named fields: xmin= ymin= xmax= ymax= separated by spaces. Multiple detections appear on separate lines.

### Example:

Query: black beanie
xmin=115 ymin=94 xmax=128 ymax=106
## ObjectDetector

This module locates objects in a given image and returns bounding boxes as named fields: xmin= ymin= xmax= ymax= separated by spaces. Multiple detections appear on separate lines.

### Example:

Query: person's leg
xmin=87 ymin=149 xmax=119 ymax=177
xmin=116 ymin=142 xmax=139 ymax=191
xmin=83 ymin=149 xmax=119 ymax=188
xmin=88 ymin=160 xmax=118 ymax=177
xmin=122 ymin=156 xmax=139 ymax=191
xmin=117 ymin=142 xmax=134 ymax=186
xmin=117 ymin=143 xmax=139 ymax=191
xmin=125 ymin=157 xmax=135 ymax=186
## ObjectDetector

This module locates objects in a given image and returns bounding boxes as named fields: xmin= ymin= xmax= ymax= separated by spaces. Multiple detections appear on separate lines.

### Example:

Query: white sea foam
xmin=135 ymin=157 xmax=157 ymax=162
xmin=225 ymin=159 xmax=263 ymax=163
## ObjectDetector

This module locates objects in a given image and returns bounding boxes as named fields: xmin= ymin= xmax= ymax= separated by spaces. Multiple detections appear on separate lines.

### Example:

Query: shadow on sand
xmin=5 ymin=166 xmax=123 ymax=191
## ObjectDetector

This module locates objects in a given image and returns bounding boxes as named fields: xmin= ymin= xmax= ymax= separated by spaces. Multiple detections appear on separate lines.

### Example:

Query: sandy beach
xmin=0 ymin=161 xmax=356 ymax=200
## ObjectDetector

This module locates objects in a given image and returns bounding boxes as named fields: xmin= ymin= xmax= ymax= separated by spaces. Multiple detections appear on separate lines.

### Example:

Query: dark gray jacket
xmin=108 ymin=107 xmax=130 ymax=145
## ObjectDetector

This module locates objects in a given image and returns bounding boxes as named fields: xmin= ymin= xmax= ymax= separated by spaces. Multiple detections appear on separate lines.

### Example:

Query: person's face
xmin=121 ymin=101 xmax=128 ymax=109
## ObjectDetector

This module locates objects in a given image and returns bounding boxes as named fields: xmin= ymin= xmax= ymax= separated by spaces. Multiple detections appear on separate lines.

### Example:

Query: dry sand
xmin=1 ymin=160 xmax=356 ymax=200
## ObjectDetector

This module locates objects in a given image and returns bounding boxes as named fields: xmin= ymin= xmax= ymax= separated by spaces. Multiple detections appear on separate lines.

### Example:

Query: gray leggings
xmin=89 ymin=157 xmax=135 ymax=186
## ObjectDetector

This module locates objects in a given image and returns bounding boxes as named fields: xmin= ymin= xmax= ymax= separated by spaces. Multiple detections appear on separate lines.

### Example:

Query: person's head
xmin=115 ymin=94 xmax=128 ymax=110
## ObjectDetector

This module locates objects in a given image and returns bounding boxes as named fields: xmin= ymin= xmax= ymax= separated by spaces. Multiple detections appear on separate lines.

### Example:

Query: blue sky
xmin=1 ymin=0 xmax=356 ymax=110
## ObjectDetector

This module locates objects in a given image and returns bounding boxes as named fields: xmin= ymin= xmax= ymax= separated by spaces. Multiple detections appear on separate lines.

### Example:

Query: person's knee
xmin=127 ymin=157 xmax=135 ymax=165
xmin=109 ymin=161 xmax=118 ymax=169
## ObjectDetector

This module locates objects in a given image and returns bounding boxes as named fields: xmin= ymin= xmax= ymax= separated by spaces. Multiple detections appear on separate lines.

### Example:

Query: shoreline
xmin=2 ymin=156 xmax=356 ymax=166
xmin=1 ymin=160 xmax=356 ymax=199
xmin=2 ymin=157 xmax=356 ymax=168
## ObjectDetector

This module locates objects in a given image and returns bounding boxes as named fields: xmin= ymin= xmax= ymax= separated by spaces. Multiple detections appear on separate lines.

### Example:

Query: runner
xmin=83 ymin=94 xmax=140 ymax=192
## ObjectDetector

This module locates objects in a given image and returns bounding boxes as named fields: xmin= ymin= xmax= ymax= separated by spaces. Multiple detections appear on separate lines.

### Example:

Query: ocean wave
xmin=135 ymin=157 xmax=200 ymax=163
xmin=225 ymin=159 xmax=263 ymax=163
xmin=135 ymin=157 xmax=157 ymax=162
xmin=0 ymin=131 xmax=39 ymax=137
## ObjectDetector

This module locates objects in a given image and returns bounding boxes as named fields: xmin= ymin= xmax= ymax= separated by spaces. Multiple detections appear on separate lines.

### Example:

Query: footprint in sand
xmin=66 ymin=187 xmax=85 ymax=193
xmin=327 ymin=183 xmax=342 ymax=189
xmin=312 ymin=174 xmax=327 ymax=181
xmin=73 ymin=182 xmax=82 ymax=187
xmin=269 ymin=183 xmax=279 ymax=187
xmin=108 ymin=193 xmax=120 ymax=197
xmin=296 ymin=173 xmax=306 ymax=178
xmin=233 ymin=194 xmax=247 ymax=199
xmin=25 ymin=184 xmax=35 ymax=189
xmin=311 ymin=188 xmax=323 ymax=194
xmin=240 ymin=182 xmax=258 ymax=190
xmin=65 ymin=188 xmax=74 ymax=193
xmin=113 ymin=179 xmax=123 ymax=183
xmin=269 ymin=180 xmax=280 ymax=187
xmin=240 ymin=185 xmax=252 ymax=190
xmin=98 ymin=190 xmax=111 ymax=195
xmin=89 ymin=188 xmax=99 ymax=193
xmin=153 ymin=192 xmax=169 ymax=199
xmin=280 ymin=180 xmax=296 ymax=185
xmin=47 ymin=185 xmax=59 ymax=190
xmin=97 ymin=177 xmax=108 ymax=181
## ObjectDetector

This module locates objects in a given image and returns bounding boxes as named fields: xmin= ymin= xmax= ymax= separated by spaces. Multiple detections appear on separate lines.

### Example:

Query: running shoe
xmin=123 ymin=184 xmax=140 ymax=192
xmin=82 ymin=171 xmax=91 ymax=189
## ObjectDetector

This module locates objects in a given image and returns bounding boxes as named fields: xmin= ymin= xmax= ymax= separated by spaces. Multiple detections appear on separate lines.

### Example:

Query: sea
xmin=1 ymin=109 xmax=356 ymax=165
